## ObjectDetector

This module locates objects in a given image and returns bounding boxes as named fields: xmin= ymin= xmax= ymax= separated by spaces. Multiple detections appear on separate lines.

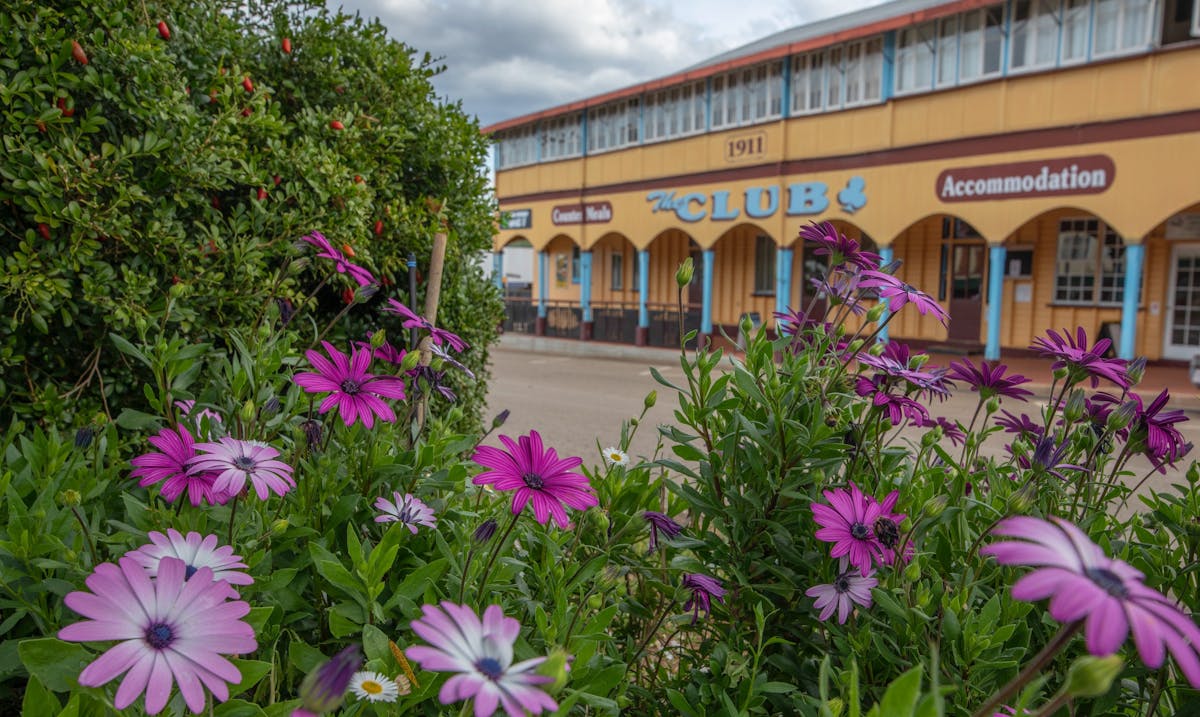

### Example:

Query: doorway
xmin=941 ymin=218 xmax=986 ymax=343
xmin=1163 ymin=244 xmax=1200 ymax=360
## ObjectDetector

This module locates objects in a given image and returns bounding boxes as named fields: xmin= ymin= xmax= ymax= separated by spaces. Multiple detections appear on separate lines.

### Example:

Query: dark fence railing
xmin=502 ymin=298 xmax=537 ymax=334
xmin=500 ymin=298 xmax=701 ymax=348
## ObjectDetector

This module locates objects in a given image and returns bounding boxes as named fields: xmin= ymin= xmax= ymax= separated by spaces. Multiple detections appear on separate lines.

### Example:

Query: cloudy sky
xmin=336 ymin=0 xmax=887 ymax=127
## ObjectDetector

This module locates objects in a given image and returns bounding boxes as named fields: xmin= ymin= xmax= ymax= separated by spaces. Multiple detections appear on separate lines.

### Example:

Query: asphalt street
xmin=483 ymin=345 xmax=1199 ymax=494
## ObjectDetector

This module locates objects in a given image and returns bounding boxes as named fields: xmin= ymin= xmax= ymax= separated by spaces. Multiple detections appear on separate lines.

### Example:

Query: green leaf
xmin=875 ymin=666 xmax=923 ymax=717
xmin=21 ymin=675 xmax=60 ymax=714
xmin=18 ymin=638 xmax=91 ymax=693
xmin=115 ymin=408 xmax=162 ymax=431
xmin=229 ymin=658 xmax=272 ymax=694
xmin=214 ymin=699 xmax=268 ymax=717
xmin=362 ymin=623 xmax=390 ymax=661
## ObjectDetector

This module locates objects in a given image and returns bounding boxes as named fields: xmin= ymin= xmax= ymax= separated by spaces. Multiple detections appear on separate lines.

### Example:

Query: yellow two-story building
xmin=486 ymin=0 xmax=1200 ymax=360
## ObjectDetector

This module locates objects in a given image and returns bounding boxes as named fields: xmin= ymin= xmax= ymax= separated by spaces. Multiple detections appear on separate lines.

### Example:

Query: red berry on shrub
xmin=242 ymin=107 xmax=252 ymax=117
xmin=37 ymin=223 xmax=50 ymax=240
xmin=334 ymin=85 xmax=345 ymax=94
xmin=374 ymin=220 xmax=383 ymax=236
xmin=211 ymin=196 xmax=220 ymax=209
xmin=71 ymin=41 xmax=88 ymax=65
xmin=257 ymin=188 xmax=267 ymax=201
xmin=172 ymin=275 xmax=181 ymax=284
xmin=282 ymin=37 xmax=292 ymax=54
xmin=341 ymin=287 xmax=354 ymax=304
xmin=342 ymin=243 xmax=355 ymax=257
xmin=354 ymin=175 xmax=363 ymax=184
xmin=330 ymin=120 xmax=344 ymax=130
xmin=205 ymin=239 xmax=218 ymax=255
xmin=57 ymin=97 xmax=74 ymax=117
xmin=273 ymin=175 xmax=281 ymax=186
xmin=157 ymin=21 xmax=171 ymax=40
xmin=242 ymin=77 xmax=254 ymax=93
xmin=35 ymin=120 xmax=46 ymax=133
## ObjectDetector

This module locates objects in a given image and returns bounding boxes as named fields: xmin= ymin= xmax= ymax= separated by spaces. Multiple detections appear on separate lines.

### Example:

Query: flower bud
xmin=825 ymin=698 xmax=845 ymax=717
xmin=1063 ymin=389 xmax=1086 ymax=423
xmin=643 ymin=390 xmax=657 ymax=409
xmin=74 ymin=426 xmax=95 ymax=449
xmin=1006 ymin=482 xmax=1037 ymax=514
xmin=355 ymin=284 xmax=379 ymax=302
xmin=399 ymin=350 xmax=422 ymax=372
xmin=1125 ymin=356 xmax=1146 ymax=386
xmin=473 ymin=518 xmax=498 ymax=544
xmin=58 ymin=489 xmax=81 ymax=507
xmin=846 ymin=339 xmax=864 ymax=355
xmin=675 ymin=257 xmax=694 ymax=288
xmin=1108 ymin=400 xmax=1138 ymax=431
xmin=369 ymin=329 xmax=387 ymax=349
xmin=491 ymin=409 xmax=510 ymax=429
xmin=1064 ymin=655 xmax=1123 ymax=698
xmin=921 ymin=494 xmax=948 ymax=519
xmin=911 ymin=353 xmax=930 ymax=370
xmin=272 ymin=518 xmax=289 ymax=534
xmin=1052 ymin=366 xmax=1069 ymax=381
xmin=262 ymin=395 xmax=281 ymax=416
xmin=739 ymin=313 xmax=755 ymax=338
xmin=240 ymin=399 xmax=256 ymax=422
xmin=298 ymin=645 xmax=362 ymax=713
xmin=289 ymin=257 xmax=311 ymax=273
xmin=903 ymin=560 xmax=921 ymax=582
xmin=985 ymin=396 xmax=1001 ymax=415
xmin=865 ymin=302 xmax=886 ymax=322
xmin=535 ymin=647 xmax=572 ymax=695
xmin=921 ymin=426 xmax=941 ymax=447
xmin=302 ymin=419 xmax=323 ymax=449
xmin=864 ymin=340 xmax=882 ymax=356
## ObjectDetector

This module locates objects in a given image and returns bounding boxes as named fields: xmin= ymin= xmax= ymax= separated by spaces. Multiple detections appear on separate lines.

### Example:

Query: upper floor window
xmin=496 ymin=125 xmax=536 ymax=169
xmin=1093 ymin=0 xmax=1156 ymax=56
xmin=587 ymin=100 xmax=639 ymax=154
xmin=711 ymin=61 xmax=783 ymax=130
xmin=644 ymin=81 xmax=706 ymax=142
xmin=1010 ymin=0 xmax=1061 ymax=71
xmin=896 ymin=21 xmax=937 ymax=93
xmin=541 ymin=115 xmax=582 ymax=161
xmin=791 ymin=37 xmax=883 ymax=114
xmin=930 ymin=6 xmax=1005 ymax=89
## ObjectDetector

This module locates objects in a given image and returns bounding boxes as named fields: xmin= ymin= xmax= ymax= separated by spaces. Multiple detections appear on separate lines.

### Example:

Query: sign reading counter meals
xmin=937 ymin=155 xmax=1114 ymax=202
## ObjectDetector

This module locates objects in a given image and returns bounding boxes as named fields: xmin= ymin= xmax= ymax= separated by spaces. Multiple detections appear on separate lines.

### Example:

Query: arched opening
xmin=788 ymin=219 xmax=880 ymax=324
xmin=539 ymin=234 xmax=583 ymax=339
xmin=643 ymin=228 xmax=698 ymax=347
xmin=709 ymin=222 xmax=778 ymax=342
xmin=890 ymin=213 xmax=988 ymax=349
xmin=1000 ymin=207 xmax=1135 ymax=356
xmin=496 ymin=235 xmax=534 ymax=301
xmin=589 ymin=231 xmax=638 ymax=343
xmin=1144 ymin=201 xmax=1200 ymax=360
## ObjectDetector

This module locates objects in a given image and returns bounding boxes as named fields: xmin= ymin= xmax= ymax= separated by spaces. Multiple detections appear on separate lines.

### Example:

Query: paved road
xmin=484 ymin=345 xmax=1199 ymax=494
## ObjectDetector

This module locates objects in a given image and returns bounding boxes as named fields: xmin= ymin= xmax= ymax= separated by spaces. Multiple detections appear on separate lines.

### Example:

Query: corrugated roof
xmin=481 ymin=0 xmax=990 ymax=135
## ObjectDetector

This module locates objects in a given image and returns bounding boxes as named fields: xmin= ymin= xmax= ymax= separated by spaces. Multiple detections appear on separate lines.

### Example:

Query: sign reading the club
xmin=500 ymin=208 xmax=532 ymax=230
xmin=552 ymin=201 xmax=613 ymax=225
xmin=646 ymin=176 xmax=868 ymax=223
xmin=937 ymin=155 xmax=1115 ymax=202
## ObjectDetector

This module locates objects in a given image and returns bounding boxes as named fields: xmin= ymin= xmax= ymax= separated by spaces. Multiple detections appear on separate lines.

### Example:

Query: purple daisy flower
xmin=175 ymin=399 xmax=223 ymax=437
xmin=857 ymin=270 xmax=949 ymax=326
xmin=643 ymin=511 xmax=684 ymax=554
xmin=130 ymin=425 xmax=232 ymax=507
xmin=800 ymin=221 xmax=881 ymax=271
xmin=128 ymin=529 xmax=253 ymax=587
xmin=189 ymin=437 xmax=295 ymax=500
xmin=295 ymin=342 xmax=407 ymax=428
xmin=301 ymin=231 xmax=376 ymax=287
xmin=374 ymin=491 xmax=437 ymax=534
xmin=995 ymin=411 xmax=1044 ymax=441
xmin=384 ymin=299 xmax=469 ymax=353
xmin=947 ymin=358 xmax=1034 ymax=402
xmin=854 ymin=375 xmax=929 ymax=425
xmin=805 ymin=558 xmax=877 ymax=624
xmin=982 ymin=516 xmax=1200 ymax=686
xmin=1128 ymin=389 xmax=1191 ymax=467
xmin=472 ymin=430 xmax=598 ymax=530
xmin=1030 ymin=327 xmax=1129 ymax=389
xmin=57 ymin=556 xmax=257 ymax=714
xmin=681 ymin=573 xmax=726 ymax=623
xmin=406 ymin=602 xmax=559 ymax=717
xmin=811 ymin=482 xmax=889 ymax=576
xmin=1018 ymin=434 xmax=1087 ymax=482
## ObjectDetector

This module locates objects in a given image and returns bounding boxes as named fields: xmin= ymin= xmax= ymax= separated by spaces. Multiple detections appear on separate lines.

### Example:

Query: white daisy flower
xmin=603 ymin=447 xmax=628 ymax=467
xmin=350 ymin=670 xmax=400 ymax=703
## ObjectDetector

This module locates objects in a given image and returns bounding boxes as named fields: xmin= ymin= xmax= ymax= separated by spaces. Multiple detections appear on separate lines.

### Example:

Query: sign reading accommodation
xmin=551 ymin=201 xmax=613 ymax=225
xmin=937 ymin=155 xmax=1114 ymax=202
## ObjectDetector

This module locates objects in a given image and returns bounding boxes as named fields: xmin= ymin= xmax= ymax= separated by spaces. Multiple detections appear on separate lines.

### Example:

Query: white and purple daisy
xmin=805 ymin=558 xmax=877 ymax=624
xmin=189 ymin=437 xmax=295 ymax=500
xmin=128 ymin=529 xmax=252 ymax=587
xmin=373 ymin=491 xmax=437 ymax=534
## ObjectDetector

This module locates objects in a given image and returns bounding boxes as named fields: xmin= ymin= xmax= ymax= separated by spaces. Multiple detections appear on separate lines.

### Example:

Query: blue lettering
xmin=676 ymin=193 xmax=707 ymax=222
xmin=744 ymin=186 xmax=778 ymax=219
xmin=710 ymin=191 xmax=740 ymax=221
xmin=786 ymin=182 xmax=829 ymax=215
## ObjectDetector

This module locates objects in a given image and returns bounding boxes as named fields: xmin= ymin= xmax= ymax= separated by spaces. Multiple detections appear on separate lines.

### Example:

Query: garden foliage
xmin=3 ymin=219 xmax=1199 ymax=716
xmin=0 ymin=0 xmax=502 ymax=430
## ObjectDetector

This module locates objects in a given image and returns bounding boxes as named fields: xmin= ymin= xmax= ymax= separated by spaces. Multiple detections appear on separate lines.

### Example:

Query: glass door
xmin=1163 ymin=245 xmax=1200 ymax=360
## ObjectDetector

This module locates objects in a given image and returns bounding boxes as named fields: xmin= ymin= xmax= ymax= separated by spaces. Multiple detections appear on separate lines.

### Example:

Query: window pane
xmin=984 ymin=7 xmax=1004 ymax=74
xmin=938 ymin=17 xmax=958 ymax=85
xmin=961 ymin=11 xmax=984 ymax=80
xmin=1063 ymin=0 xmax=1090 ymax=60
xmin=755 ymin=236 xmax=776 ymax=293
xmin=1094 ymin=0 xmax=1120 ymax=54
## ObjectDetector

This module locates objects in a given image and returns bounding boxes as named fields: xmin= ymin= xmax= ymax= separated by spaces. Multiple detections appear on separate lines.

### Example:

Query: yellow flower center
xmin=362 ymin=680 xmax=383 ymax=695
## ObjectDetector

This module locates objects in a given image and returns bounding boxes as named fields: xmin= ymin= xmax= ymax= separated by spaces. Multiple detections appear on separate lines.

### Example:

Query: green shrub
xmin=0 ymin=0 xmax=502 ymax=431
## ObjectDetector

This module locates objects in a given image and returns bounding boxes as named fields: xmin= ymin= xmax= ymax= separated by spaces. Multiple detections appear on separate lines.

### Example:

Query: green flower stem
xmin=475 ymin=512 xmax=520 ymax=608
xmin=227 ymin=494 xmax=240 ymax=546
xmin=70 ymin=505 xmax=99 ymax=567
xmin=971 ymin=621 xmax=1082 ymax=717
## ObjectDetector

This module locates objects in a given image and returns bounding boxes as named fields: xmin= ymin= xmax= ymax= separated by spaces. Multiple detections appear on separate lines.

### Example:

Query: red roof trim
xmin=481 ymin=0 xmax=993 ymax=134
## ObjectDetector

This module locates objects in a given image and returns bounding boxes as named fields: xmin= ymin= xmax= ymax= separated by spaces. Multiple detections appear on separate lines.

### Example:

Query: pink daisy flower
xmin=811 ymin=482 xmax=892 ymax=576
xmin=472 ymin=430 xmax=598 ymax=530
xmin=805 ymin=558 xmax=877 ymax=624
xmin=301 ymin=231 xmax=376 ymax=287
xmin=189 ymin=437 xmax=295 ymax=500
xmin=294 ymin=341 xmax=407 ymax=429
xmin=130 ymin=425 xmax=232 ymax=507
xmin=384 ymin=299 xmax=469 ymax=353
xmin=406 ymin=602 xmax=558 ymax=717
xmin=374 ymin=492 xmax=437 ymax=534
xmin=982 ymin=515 xmax=1200 ymax=686
xmin=128 ymin=529 xmax=253 ymax=587
xmin=58 ymin=556 xmax=257 ymax=714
